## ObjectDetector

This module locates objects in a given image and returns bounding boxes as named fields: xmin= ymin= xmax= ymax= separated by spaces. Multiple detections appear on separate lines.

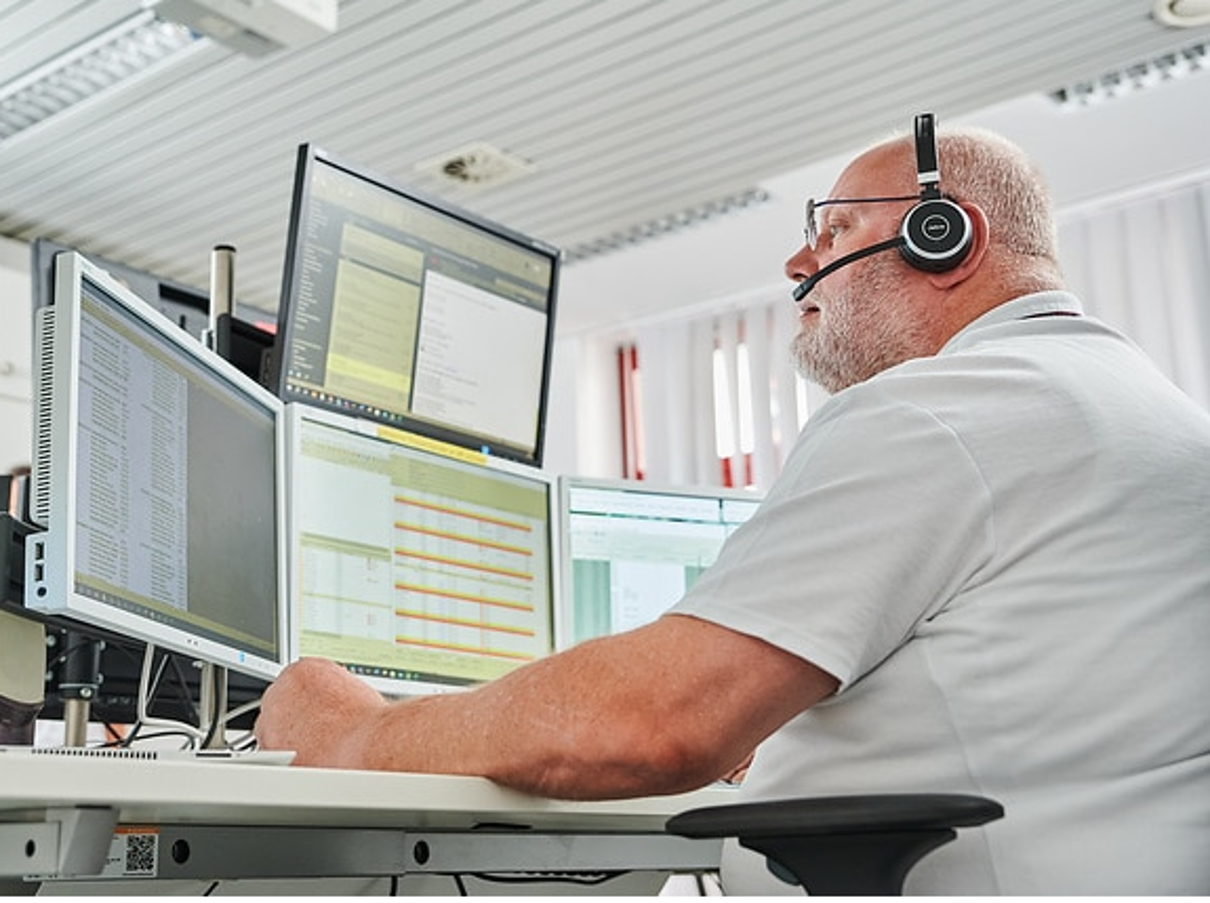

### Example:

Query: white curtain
xmin=636 ymin=289 xmax=828 ymax=491
xmin=634 ymin=316 xmax=718 ymax=486
xmin=1059 ymin=182 xmax=1210 ymax=411
xmin=634 ymin=179 xmax=1210 ymax=490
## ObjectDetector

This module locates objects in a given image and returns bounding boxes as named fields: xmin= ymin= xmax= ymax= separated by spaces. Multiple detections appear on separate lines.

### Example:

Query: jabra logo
xmin=922 ymin=214 xmax=951 ymax=241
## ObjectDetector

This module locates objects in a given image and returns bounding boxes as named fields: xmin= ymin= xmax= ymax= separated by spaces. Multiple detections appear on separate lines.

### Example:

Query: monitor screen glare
xmin=273 ymin=145 xmax=560 ymax=466
xmin=25 ymin=253 xmax=286 ymax=679
xmin=288 ymin=406 xmax=555 ymax=696
xmin=559 ymin=478 xmax=762 ymax=648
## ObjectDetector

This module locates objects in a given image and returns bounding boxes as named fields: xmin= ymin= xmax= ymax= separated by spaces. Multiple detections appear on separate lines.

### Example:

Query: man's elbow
xmin=592 ymin=718 xmax=736 ymax=798
xmin=518 ymin=718 xmax=731 ymax=801
xmin=636 ymin=728 xmax=739 ymax=795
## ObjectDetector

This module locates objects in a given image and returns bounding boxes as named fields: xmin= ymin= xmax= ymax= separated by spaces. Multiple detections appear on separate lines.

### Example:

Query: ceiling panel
xmin=0 ymin=0 xmax=1207 ymax=324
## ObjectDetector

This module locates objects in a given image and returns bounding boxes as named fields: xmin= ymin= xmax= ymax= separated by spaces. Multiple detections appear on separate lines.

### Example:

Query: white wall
xmin=0 ymin=235 xmax=32 ymax=475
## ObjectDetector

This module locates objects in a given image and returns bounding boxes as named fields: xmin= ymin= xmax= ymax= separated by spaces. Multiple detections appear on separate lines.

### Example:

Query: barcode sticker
xmin=99 ymin=827 xmax=159 ymax=879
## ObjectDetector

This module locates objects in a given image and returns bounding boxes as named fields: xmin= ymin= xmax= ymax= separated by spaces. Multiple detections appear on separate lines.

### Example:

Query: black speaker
xmin=899 ymin=113 xmax=971 ymax=273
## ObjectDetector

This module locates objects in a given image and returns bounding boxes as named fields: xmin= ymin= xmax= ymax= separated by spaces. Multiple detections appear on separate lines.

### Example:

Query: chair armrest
xmin=666 ymin=793 xmax=1003 ymax=895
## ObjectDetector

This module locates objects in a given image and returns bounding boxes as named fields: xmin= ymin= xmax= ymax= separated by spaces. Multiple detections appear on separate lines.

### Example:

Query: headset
xmin=792 ymin=112 xmax=973 ymax=303
xmin=901 ymin=112 xmax=972 ymax=272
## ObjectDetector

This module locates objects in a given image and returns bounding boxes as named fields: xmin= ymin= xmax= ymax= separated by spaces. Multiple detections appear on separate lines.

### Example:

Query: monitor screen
xmin=558 ymin=477 xmax=763 ymax=648
xmin=271 ymin=145 xmax=561 ymax=467
xmin=286 ymin=404 xmax=555 ymax=697
xmin=24 ymin=253 xmax=286 ymax=679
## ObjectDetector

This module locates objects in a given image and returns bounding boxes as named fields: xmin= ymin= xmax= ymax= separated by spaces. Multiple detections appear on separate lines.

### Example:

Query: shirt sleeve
xmin=667 ymin=384 xmax=996 ymax=691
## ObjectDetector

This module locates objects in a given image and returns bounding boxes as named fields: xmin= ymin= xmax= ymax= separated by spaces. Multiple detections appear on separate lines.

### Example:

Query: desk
xmin=0 ymin=754 xmax=729 ymax=890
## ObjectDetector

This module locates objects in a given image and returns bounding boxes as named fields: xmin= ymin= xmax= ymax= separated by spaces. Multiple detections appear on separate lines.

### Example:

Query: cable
xmin=221 ymin=696 xmax=262 ymax=725
xmin=135 ymin=644 xmax=205 ymax=747
xmin=167 ymin=654 xmax=204 ymax=724
xmin=97 ymin=728 xmax=201 ymax=749
xmin=460 ymin=871 xmax=626 ymax=886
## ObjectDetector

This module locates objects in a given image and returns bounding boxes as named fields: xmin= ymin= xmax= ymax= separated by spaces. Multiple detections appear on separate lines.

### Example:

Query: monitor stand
xmin=198 ymin=661 xmax=229 ymax=749
xmin=58 ymin=632 xmax=103 ymax=747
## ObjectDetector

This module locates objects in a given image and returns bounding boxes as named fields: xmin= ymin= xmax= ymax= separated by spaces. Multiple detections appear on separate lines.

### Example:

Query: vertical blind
xmin=1059 ymin=181 xmax=1210 ymax=411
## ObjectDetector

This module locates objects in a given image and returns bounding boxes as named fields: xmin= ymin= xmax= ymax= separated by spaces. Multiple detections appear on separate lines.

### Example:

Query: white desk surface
xmin=0 ymin=754 xmax=737 ymax=833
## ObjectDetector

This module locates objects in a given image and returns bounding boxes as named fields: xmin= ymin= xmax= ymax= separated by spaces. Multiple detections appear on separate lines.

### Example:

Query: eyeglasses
xmin=803 ymin=195 xmax=920 ymax=249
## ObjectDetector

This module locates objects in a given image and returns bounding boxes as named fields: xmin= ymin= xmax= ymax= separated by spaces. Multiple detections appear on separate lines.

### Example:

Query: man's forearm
xmin=257 ymin=615 xmax=835 ymax=800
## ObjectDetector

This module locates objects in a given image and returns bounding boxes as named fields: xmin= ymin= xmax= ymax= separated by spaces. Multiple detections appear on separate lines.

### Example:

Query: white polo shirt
xmin=670 ymin=292 xmax=1210 ymax=894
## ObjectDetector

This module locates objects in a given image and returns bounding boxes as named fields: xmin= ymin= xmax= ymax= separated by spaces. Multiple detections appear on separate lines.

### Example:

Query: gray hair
xmin=875 ymin=125 xmax=1059 ymax=263
xmin=936 ymin=127 xmax=1059 ymax=262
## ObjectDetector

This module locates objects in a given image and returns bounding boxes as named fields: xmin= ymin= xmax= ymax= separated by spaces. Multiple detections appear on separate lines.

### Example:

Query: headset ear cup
xmin=899 ymin=198 xmax=972 ymax=272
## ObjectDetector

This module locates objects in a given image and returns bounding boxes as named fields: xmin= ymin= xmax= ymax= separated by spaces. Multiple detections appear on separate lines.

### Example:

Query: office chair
xmin=666 ymin=792 xmax=1004 ymax=896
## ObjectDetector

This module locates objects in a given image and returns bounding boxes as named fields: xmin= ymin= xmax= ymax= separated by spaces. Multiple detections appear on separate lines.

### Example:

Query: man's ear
xmin=927 ymin=201 xmax=989 ymax=289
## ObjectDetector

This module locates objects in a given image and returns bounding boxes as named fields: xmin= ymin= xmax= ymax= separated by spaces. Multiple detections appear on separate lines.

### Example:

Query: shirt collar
xmin=941 ymin=291 xmax=1084 ymax=355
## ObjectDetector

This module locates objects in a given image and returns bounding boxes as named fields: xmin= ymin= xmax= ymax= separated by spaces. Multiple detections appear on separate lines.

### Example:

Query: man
xmin=256 ymin=122 xmax=1210 ymax=894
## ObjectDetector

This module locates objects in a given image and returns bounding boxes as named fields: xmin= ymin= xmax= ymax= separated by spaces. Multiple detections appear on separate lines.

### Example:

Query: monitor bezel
xmin=556 ymin=475 xmax=764 ymax=650
xmin=284 ymin=403 xmax=559 ymax=698
xmin=270 ymin=144 xmax=561 ymax=468
xmin=24 ymin=253 xmax=288 ymax=681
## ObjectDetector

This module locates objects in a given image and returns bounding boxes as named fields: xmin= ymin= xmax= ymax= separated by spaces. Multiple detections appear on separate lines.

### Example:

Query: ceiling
xmin=1 ymin=0 xmax=1209 ymax=332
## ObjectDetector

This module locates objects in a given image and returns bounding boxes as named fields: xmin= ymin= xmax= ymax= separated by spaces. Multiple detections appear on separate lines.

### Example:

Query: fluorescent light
xmin=1049 ymin=40 xmax=1208 ymax=110
xmin=0 ymin=11 xmax=201 ymax=142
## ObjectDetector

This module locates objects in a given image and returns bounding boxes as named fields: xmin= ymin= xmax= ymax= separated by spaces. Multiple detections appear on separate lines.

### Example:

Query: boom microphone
xmin=791 ymin=236 xmax=905 ymax=303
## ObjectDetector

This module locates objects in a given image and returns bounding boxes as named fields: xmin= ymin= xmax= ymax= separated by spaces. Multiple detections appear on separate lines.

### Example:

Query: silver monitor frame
xmin=25 ymin=253 xmax=288 ymax=680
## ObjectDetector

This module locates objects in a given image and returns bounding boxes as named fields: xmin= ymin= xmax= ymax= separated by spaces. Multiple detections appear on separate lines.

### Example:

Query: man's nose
xmin=785 ymin=242 xmax=820 ymax=284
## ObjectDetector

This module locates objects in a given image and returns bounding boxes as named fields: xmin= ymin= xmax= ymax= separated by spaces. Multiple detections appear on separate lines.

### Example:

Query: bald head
xmin=863 ymin=126 xmax=1065 ymax=290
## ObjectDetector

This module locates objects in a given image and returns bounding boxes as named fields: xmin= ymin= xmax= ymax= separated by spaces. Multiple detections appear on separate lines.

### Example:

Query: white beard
xmin=791 ymin=253 xmax=933 ymax=393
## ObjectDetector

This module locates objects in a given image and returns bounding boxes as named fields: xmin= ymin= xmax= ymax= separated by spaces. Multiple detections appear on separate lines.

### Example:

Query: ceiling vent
xmin=415 ymin=142 xmax=535 ymax=188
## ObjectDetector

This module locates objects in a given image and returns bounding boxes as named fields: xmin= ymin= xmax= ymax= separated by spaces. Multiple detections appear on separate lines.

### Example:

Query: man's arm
xmin=255 ymin=613 xmax=838 ymax=800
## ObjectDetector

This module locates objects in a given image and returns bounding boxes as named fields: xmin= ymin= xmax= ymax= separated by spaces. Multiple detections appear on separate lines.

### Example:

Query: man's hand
xmin=254 ymin=657 xmax=387 ymax=768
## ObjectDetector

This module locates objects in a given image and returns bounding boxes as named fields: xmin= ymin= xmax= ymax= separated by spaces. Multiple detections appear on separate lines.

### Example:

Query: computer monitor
xmin=270 ymin=144 xmax=561 ymax=467
xmin=24 ymin=253 xmax=287 ymax=681
xmin=286 ymin=404 xmax=556 ymax=697
xmin=558 ymin=477 xmax=763 ymax=649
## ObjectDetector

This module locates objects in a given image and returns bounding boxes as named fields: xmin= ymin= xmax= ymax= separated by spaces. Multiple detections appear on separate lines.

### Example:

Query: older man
xmin=257 ymin=118 xmax=1210 ymax=894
